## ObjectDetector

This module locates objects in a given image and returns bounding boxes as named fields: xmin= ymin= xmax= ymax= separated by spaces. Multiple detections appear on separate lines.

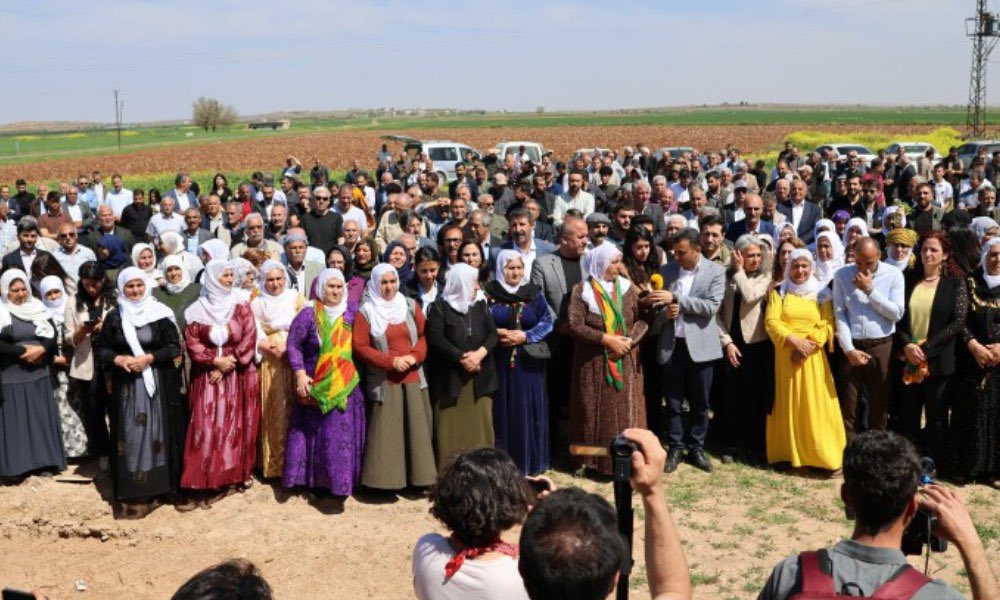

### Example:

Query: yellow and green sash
xmin=310 ymin=301 xmax=359 ymax=413
xmin=591 ymin=278 xmax=627 ymax=391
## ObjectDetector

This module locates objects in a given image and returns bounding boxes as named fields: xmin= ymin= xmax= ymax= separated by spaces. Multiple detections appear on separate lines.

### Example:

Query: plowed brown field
xmin=0 ymin=124 xmax=944 ymax=182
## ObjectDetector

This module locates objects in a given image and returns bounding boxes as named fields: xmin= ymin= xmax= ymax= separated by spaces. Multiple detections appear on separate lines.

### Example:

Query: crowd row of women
xmin=0 ymin=234 xmax=565 ymax=514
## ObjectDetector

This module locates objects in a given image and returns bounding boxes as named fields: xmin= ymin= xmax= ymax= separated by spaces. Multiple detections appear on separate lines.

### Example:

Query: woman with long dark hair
xmin=65 ymin=261 xmax=116 ymax=464
xmin=210 ymin=173 xmax=232 ymax=203
xmin=404 ymin=247 xmax=443 ymax=315
xmin=353 ymin=238 xmax=378 ymax=281
xmin=894 ymin=231 xmax=968 ymax=463
xmin=622 ymin=225 xmax=665 ymax=436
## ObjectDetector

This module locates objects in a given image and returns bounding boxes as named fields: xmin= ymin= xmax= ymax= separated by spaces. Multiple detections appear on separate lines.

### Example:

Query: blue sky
xmin=0 ymin=0 xmax=984 ymax=123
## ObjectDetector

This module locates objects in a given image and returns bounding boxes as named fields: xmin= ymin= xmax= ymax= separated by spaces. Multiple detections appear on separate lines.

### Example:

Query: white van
xmin=381 ymin=134 xmax=480 ymax=183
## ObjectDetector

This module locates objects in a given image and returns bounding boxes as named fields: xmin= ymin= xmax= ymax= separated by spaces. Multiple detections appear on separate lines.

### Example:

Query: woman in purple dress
xmin=284 ymin=268 xmax=366 ymax=496
xmin=484 ymin=250 xmax=553 ymax=475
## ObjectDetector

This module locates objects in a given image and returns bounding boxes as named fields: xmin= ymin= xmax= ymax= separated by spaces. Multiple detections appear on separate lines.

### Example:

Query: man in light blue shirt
xmin=832 ymin=237 xmax=905 ymax=440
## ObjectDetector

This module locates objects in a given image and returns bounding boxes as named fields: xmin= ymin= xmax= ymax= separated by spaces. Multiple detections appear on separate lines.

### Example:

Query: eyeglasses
xmin=58 ymin=232 xmax=77 ymax=239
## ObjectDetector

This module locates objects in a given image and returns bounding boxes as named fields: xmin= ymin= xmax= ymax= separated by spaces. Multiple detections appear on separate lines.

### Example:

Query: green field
xmin=1 ymin=105 xmax=996 ymax=167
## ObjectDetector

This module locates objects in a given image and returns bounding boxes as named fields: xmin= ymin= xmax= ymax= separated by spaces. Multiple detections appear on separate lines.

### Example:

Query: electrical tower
xmin=966 ymin=0 xmax=1000 ymax=138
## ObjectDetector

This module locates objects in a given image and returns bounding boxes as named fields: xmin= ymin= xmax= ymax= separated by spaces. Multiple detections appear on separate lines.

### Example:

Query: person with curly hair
xmin=412 ymin=447 xmax=534 ymax=600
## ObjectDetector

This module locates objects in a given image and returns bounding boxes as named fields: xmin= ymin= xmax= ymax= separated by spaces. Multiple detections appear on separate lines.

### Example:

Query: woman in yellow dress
xmin=250 ymin=259 xmax=305 ymax=479
xmin=765 ymin=248 xmax=846 ymax=472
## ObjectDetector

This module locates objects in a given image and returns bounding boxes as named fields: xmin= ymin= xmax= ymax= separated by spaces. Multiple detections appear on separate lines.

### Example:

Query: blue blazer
xmin=725 ymin=219 xmax=777 ymax=243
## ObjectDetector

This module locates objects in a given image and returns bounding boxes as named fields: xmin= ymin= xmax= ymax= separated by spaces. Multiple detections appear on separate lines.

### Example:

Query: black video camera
xmin=901 ymin=458 xmax=948 ymax=556
xmin=610 ymin=433 xmax=637 ymax=600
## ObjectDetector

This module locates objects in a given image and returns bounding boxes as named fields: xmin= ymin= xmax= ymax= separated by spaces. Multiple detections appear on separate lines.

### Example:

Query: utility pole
xmin=966 ymin=0 xmax=1000 ymax=138
xmin=113 ymin=89 xmax=124 ymax=150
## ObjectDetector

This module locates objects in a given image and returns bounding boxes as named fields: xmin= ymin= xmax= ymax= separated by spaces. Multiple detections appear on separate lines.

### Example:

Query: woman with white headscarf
xmin=180 ymin=259 xmax=260 ymax=499
xmin=354 ymin=263 xmax=436 ymax=490
xmin=950 ymin=237 xmax=1000 ymax=485
xmin=152 ymin=254 xmax=201 ymax=330
xmin=130 ymin=243 xmax=163 ymax=288
xmin=94 ymin=267 xmax=183 ymax=516
xmin=841 ymin=217 xmax=870 ymax=264
xmin=158 ymin=230 xmax=203 ymax=282
xmin=425 ymin=262 xmax=499 ymax=467
xmin=0 ymin=269 xmax=65 ymax=479
xmin=41 ymin=276 xmax=85 ymax=459
xmin=482 ymin=249 xmax=553 ymax=475
xmin=230 ymin=257 xmax=258 ymax=303
xmin=765 ymin=249 xmax=844 ymax=473
xmin=284 ymin=268 xmax=366 ymax=496
xmin=250 ymin=259 xmax=305 ymax=480
xmin=566 ymin=243 xmax=647 ymax=475
xmin=813 ymin=230 xmax=845 ymax=290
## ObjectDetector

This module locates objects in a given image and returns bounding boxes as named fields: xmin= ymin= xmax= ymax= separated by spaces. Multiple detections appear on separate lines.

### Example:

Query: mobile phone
xmin=3 ymin=589 xmax=37 ymax=600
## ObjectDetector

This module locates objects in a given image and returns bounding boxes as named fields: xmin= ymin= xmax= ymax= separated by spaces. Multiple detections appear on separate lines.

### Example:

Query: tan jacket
xmin=65 ymin=300 xmax=113 ymax=381
xmin=717 ymin=269 xmax=771 ymax=348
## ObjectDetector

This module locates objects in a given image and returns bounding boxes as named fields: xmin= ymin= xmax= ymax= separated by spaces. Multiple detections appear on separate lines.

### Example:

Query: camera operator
xmin=519 ymin=428 xmax=692 ymax=600
xmin=758 ymin=431 xmax=999 ymax=600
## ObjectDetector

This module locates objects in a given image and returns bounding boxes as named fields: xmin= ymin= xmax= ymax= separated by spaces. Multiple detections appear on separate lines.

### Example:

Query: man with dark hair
xmin=759 ymin=431 xmax=997 ymax=600
xmin=911 ymin=182 xmax=945 ymax=235
xmin=698 ymin=213 xmax=730 ymax=267
xmin=2 ymin=218 xmax=52 ymax=274
xmin=828 ymin=174 xmax=867 ymax=220
xmin=608 ymin=201 xmax=636 ymax=247
xmin=165 ymin=172 xmax=196 ymax=212
xmin=655 ymin=228 xmax=726 ymax=473
xmin=498 ymin=206 xmax=556 ymax=278
xmin=519 ymin=429 xmax=692 ymax=600
xmin=12 ymin=177 xmax=37 ymax=220
xmin=38 ymin=191 xmax=73 ymax=240
xmin=171 ymin=558 xmax=273 ymax=600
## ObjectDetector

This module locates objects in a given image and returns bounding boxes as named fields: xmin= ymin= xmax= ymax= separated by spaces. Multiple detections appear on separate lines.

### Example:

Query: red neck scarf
xmin=444 ymin=535 xmax=519 ymax=579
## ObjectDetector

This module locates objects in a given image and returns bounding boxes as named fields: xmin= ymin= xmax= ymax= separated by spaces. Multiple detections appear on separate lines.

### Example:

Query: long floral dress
xmin=180 ymin=302 xmax=260 ymax=490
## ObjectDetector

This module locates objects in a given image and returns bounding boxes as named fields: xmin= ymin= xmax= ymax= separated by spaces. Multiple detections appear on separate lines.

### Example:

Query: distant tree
xmin=536 ymin=105 xmax=545 ymax=115
xmin=192 ymin=96 xmax=238 ymax=132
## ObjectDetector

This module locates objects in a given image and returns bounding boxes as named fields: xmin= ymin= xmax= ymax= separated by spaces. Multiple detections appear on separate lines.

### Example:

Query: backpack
xmin=789 ymin=550 xmax=930 ymax=599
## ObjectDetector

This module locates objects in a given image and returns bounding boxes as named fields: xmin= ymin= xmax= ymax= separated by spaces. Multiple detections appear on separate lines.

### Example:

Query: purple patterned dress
xmin=283 ymin=301 xmax=366 ymax=496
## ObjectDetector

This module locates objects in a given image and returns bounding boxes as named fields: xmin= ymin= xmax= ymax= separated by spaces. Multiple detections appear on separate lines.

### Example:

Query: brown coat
xmin=567 ymin=282 xmax=647 ymax=474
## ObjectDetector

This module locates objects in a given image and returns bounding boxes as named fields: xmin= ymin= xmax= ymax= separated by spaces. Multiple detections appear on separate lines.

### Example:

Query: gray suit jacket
xmin=530 ymin=252 xmax=584 ymax=328
xmin=655 ymin=256 xmax=726 ymax=364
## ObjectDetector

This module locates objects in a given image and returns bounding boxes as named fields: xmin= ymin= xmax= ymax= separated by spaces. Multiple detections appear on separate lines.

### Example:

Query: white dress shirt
xmin=673 ymin=266 xmax=697 ymax=338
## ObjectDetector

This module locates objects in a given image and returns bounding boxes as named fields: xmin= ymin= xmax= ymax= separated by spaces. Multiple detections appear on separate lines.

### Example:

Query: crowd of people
xmin=1 ymin=140 xmax=1000 ymax=518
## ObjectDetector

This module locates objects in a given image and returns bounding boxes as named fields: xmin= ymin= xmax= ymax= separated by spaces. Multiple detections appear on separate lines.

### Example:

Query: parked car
xmin=653 ymin=146 xmax=695 ymax=161
xmin=956 ymin=140 xmax=1000 ymax=173
xmin=495 ymin=141 xmax=545 ymax=164
xmin=884 ymin=141 xmax=941 ymax=162
xmin=814 ymin=143 xmax=877 ymax=166
xmin=572 ymin=147 xmax=611 ymax=162
xmin=380 ymin=134 xmax=480 ymax=182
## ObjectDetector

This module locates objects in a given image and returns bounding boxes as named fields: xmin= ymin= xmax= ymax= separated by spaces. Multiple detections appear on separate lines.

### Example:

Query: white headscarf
xmin=493 ymin=249 xmax=527 ymax=295
xmin=841 ymin=217 xmax=870 ymax=252
xmin=780 ymin=249 xmax=821 ymax=300
xmin=778 ymin=221 xmax=797 ymax=241
xmin=117 ymin=267 xmax=177 ymax=396
xmin=159 ymin=231 xmax=185 ymax=256
xmin=231 ymin=257 xmax=257 ymax=303
xmin=581 ymin=243 xmax=631 ymax=315
xmin=131 ymin=243 xmax=162 ymax=286
xmin=972 ymin=216 xmax=1000 ymax=244
xmin=315 ymin=268 xmax=348 ymax=323
xmin=39 ymin=276 xmax=67 ymax=326
xmin=184 ymin=260 xmax=238 ymax=347
xmin=813 ymin=230 xmax=845 ymax=288
xmin=812 ymin=219 xmax=835 ymax=247
xmin=161 ymin=254 xmax=192 ymax=295
xmin=441 ymin=263 xmax=480 ymax=314
xmin=981 ymin=237 xmax=1000 ymax=289
xmin=253 ymin=259 xmax=299 ymax=332
xmin=199 ymin=239 xmax=230 ymax=263
xmin=364 ymin=264 xmax=408 ymax=337
xmin=0 ymin=269 xmax=54 ymax=338
xmin=881 ymin=205 xmax=907 ymax=235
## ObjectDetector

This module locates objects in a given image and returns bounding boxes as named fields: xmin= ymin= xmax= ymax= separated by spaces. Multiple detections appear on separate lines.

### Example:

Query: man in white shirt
xmin=552 ymin=171 xmax=595 ymax=226
xmin=931 ymin=164 xmax=954 ymax=210
xmin=55 ymin=222 xmax=96 ymax=281
xmin=104 ymin=174 xmax=133 ymax=219
xmin=334 ymin=184 xmax=369 ymax=234
xmin=146 ymin=196 xmax=185 ymax=241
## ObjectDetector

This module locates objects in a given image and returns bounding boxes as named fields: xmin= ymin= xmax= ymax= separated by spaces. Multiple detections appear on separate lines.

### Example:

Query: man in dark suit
xmin=654 ymin=228 xmax=726 ymax=473
xmin=777 ymin=179 xmax=822 ymax=244
xmin=2 ymin=219 xmax=53 ymax=279
xmin=529 ymin=214 xmax=588 ymax=465
xmin=726 ymin=193 xmax=777 ymax=243
xmin=496 ymin=207 xmax=556 ymax=279
xmin=81 ymin=204 xmax=136 ymax=254
xmin=181 ymin=208 xmax=214 ymax=256
xmin=634 ymin=180 xmax=668 ymax=244
xmin=526 ymin=199 xmax=555 ymax=242
xmin=530 ymin=175 xmax=558 ymax=223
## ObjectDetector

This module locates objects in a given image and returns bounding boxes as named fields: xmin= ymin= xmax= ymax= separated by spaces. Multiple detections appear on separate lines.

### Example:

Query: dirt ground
xmin=1 ymin=457 xmax=997 ymax=599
